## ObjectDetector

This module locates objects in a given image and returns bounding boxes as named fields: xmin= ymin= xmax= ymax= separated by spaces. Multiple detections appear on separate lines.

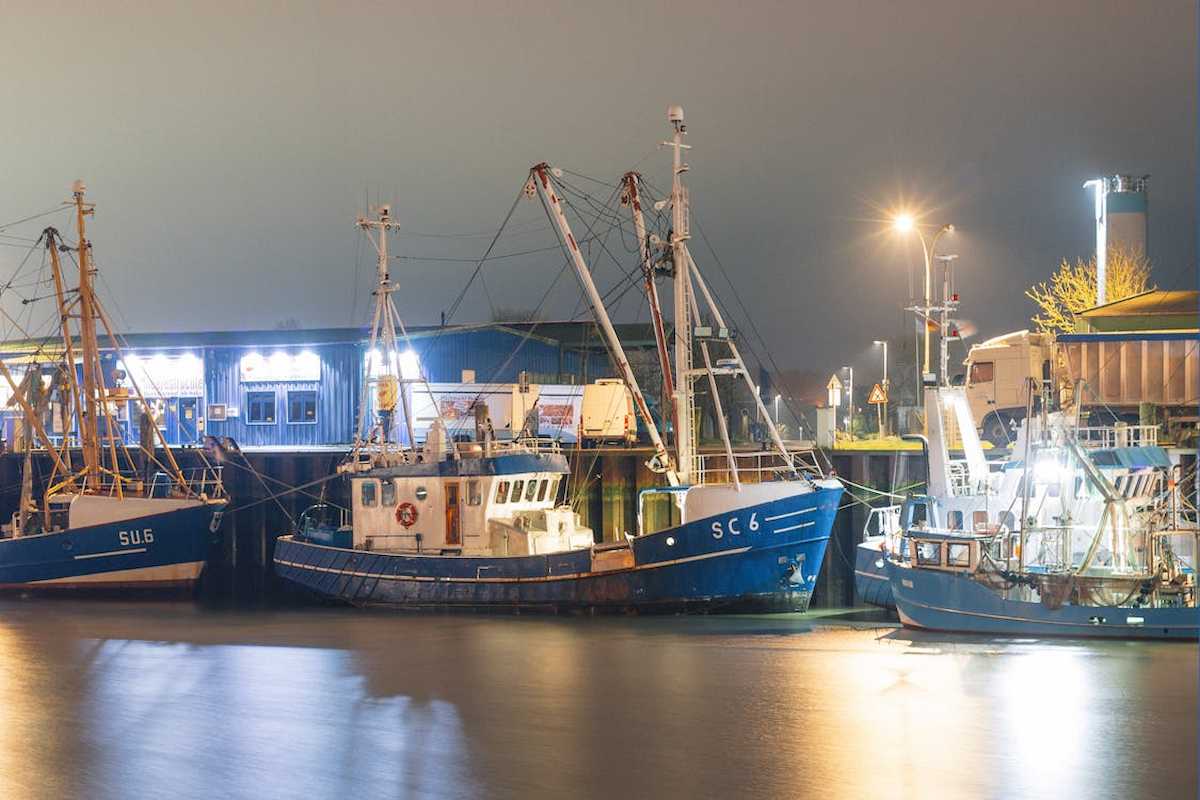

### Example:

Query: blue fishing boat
xmin=0 ymin=182 xmax=226 ymax=591
xmin=884 ymin=385 xmax=1198 ymax=639
xmin=273 ymin=107 xmax=844 ymax=612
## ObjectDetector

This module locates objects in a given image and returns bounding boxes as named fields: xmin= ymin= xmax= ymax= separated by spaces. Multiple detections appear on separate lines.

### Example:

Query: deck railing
xmin=693 ymin=448 xmax=821 ymax=486
xmin=1074 ymin=424 xmax=1158 ymax=449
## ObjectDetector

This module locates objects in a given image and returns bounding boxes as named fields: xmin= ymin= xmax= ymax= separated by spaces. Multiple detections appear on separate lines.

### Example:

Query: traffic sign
xmin=826 ymin=374 xmax=843 ymax=392
xmin=867 ymin=383 xmax=888 ymax=404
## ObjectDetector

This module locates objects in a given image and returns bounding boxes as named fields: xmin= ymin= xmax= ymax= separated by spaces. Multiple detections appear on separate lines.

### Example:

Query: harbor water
xmin=0 ymin=599 xmax=1194 ymax=800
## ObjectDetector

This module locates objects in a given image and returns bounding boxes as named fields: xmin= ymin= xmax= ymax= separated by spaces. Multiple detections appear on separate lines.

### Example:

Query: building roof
xmin=1075 ymin=290 xmax=1198 ymax=333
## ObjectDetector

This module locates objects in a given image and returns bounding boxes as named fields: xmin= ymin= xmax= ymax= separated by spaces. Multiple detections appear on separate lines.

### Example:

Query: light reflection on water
xmin=0 ymin=601 xmax=1191 ymax=800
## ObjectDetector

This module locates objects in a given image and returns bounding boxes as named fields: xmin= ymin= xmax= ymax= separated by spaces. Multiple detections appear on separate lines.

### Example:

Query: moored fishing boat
xmin=884 ymin=384 xmax=1198 ymax=639
xmin=0 ymin=183 xmax=226 ymax=590
xmin=273 ymin=107 xmax=844 ymax=612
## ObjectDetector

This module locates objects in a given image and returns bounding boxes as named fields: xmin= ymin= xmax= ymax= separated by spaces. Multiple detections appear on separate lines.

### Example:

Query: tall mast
xmin=356 ymin=205 xmax=416 ymax=452
xmin=529 ymin=164 xmax=677 ymax=484
xmin=666 ymin=106 xmax=695 ymax=483
xmin=620 ymin=172 xmax=677 ymax=445
xmin=72 ymin=181 xmax=103 ymax=489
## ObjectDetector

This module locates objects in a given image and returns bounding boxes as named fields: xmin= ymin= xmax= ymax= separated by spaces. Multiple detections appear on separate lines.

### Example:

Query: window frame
xmin=511 ymin=480 xmax=525 ymax=503
xmin=495 ymin=481 xmax=510 ymax=505
xmin=286 ymin=389 xmax=318 ymax=425
xmin=946 ymin=542 xmax=971 ymax=568
xmin=381 ymin=480 xmax=396 ymax=507
xmin=361 ymin=480 xmax=378 ymax=508
xmin=246 ymin=390 xmax=277 ymax=425
xmin=467 ymin=479 xmax=481 ymax=506
xmin=525 ymin=480 xmax=538 ymax=502
xmin=536 ymin=479 xmax=549 ymax=502
xmin=968 ymin=361 xmax=994 ymax=385
xmin=915 ymin=541 xmax=942 ymax=567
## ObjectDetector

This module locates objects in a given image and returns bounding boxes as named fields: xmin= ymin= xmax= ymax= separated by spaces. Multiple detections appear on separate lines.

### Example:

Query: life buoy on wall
xmin=395 ymin=502 xmax=418 ymax=528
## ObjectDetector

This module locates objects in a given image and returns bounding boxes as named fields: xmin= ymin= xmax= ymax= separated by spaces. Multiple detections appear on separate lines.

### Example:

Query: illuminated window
xmin=246 ymin=391 xmax=276 ymax=424
xmin=495 ymin=481 xmax=509 ymax=504
xmin=511 ymin=480 xmax=525 ymax=503
xmin=467 ymin=480 xmax=481 ymax=506
xmin=287 ymin=390 xmax=317 ymax=424
xmin=525 ymin=480 xmax=538 ymax=502
xmin=361 ymin=481 xmax=377 ymax=507
xmin=536 ymin=479 xmax=549 ymax=502
xmin=969 ymin=361 xmax=994 ymax=384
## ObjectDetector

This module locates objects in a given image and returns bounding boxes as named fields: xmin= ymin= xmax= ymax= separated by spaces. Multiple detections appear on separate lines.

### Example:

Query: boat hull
xmin=854 ymin=538 xmax=895 ymax=609
xmin=274 ymin=484 xmax=843 ymax=613
xmin=887 ymin=560 xmax=1199 ymax=640
xmin=0 ymin=502 xmax=222 ymax=592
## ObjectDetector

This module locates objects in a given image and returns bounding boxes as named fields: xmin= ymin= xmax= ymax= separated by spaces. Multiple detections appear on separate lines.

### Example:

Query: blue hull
xmin=853 ymin=539 xmax=894 ymax=610
xmin=887 ymin=560 xmax=1199 ymax=640
xmin=274 ymin=485 xmax=843 ymax=613
xmin=0 ymin=503 xmax=222 ymax=590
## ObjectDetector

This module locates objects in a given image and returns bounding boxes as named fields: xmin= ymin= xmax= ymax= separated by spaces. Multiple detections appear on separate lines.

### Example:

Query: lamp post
xmin=892 ymin=215 xmax=953 ymax=383
xmin=842 ymin=365 xmax=854 ymax=437
xmin=773 ymin=393 xmax=781 ymax=426
xmin=872 ymin=339 xmax=888 ymax=436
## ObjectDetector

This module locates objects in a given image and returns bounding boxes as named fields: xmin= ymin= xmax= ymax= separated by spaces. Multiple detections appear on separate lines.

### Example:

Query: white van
xmin=580 ymin=379 xmax=636 ymax=445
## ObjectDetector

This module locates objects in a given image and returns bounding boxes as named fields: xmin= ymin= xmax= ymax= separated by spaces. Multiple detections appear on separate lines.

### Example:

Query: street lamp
xmin=842 ymin=365 xmax=854 ymax=436
xmin=892 ymin=215 xmax=954 ymax=381
xmin=773 ymin=393 xmax=781 ymax=426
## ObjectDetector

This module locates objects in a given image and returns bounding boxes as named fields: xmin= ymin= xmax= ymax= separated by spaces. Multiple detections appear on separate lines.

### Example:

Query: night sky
xmin=2 ymin=1 xmax=1195 ymax=381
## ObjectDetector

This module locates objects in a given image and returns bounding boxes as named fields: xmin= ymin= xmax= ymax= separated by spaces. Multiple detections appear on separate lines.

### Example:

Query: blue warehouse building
xmin=0 ymin=321 xmax=649 ymax=451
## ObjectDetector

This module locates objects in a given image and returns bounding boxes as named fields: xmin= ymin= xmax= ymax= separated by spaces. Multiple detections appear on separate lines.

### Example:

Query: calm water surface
xmin=0 ymin=600 xmax=1193 ymax=800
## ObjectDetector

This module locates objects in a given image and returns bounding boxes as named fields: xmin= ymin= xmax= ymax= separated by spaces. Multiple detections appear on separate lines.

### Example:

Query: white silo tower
xmin=1083 ymin=174 xmax=1149 ymax=304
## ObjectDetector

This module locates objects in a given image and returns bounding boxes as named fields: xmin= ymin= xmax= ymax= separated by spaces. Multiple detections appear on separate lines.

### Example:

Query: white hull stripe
xmin=898 ymin=594 xmax=1200 ymax=631
xmin=74 ymin=547 xmax=147 ymax=561
xmin=774 ymin=521 xmax=814 ymax=534
xmin=276 ymin=545 xmax=757 ymax=585
xmin=764 ymin=507 xmax=816 ymax=523
xmin=854 ymin=569 xmax=888 ymax=582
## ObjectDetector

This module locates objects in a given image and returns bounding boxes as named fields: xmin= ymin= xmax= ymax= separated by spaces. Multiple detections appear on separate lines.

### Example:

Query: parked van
xmin=580 ymin=379 xmax=636 ymax=445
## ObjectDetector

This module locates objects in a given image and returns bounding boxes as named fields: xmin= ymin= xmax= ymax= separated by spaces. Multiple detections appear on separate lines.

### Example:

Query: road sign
xmin=826 ymin=374 xmax=843 ymax=410
xmin=867 ymin=383 xmax=888 ymax=405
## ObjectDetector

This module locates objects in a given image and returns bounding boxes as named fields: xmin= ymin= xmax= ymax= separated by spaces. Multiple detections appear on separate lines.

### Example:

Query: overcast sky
xmin=1 ymin=1 xmax=1195 ymax=380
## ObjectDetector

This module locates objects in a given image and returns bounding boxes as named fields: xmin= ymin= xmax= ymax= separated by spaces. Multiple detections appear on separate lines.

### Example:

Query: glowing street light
xmin=891 ymin=214 xmax=954 ymax=381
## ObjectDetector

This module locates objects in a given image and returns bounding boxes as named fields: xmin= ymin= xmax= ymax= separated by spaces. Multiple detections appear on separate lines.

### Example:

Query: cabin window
xmin=287 ymin=390 xmax=317 ymax=424
xmin=947 ymin=510 xmax=963 ymax=530
xmin=525 ymin=480 xmax=538 ymax=502
xmin=467 ymin=480 xmax=481 ymax=506
xmin=246 ymin=391 xmax=276 ymax=424
xmin=381 ymin=480 xmax=395 ymax=506
xmin=915 ymin=541 xmax=942 ymax=566
xmin=536 ymin=479 xmax=549 ymax=502
xmin=947 ymin=542 xmax=971 ymax=567
xmin=549 ymin=477 xmax=561 ymax=503
xmin=511 ymin=480 xmax=525 ymax=503
xmin=998 ymin=511 xmax=1016 ymax=531
xmin=361 ymin=481 xmax=377 ymax=507
xmin=972 ymin=511 xmax=989 ymax=531
xmin=908 ymin=502 xmax=928 ymax=529
xmin=495 ymin=481 xmax=509 ymax=504
xmin=969 ymin=361 xmax=994 ymax=384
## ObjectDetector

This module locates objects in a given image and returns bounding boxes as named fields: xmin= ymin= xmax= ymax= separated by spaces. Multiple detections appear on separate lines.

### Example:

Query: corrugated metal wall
xmin=409 ymin=328 xmax=582 ymax=384
xmin=204 ymin=343 xmax=360 ymax=447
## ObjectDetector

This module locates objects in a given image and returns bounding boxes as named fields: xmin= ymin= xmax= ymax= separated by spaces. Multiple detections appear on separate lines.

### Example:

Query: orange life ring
xmin=395 ymin=502 xmax=418 ymax=528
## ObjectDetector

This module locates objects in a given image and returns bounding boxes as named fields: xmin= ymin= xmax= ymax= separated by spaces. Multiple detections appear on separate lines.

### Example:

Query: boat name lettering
xmin=711 ymin=512 xmax=760 ymax=539
xmin=118 ymin=529 xmax=154 ymax=546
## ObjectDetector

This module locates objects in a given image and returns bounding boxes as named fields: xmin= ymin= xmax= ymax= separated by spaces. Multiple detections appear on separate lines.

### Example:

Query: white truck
xmin=961 ymin=329 xmax=1199 ymax=444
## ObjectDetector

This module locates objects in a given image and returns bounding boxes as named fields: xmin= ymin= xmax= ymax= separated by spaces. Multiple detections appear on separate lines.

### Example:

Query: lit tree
xmin=1026 ymin=246 xmax=1152 ymax=335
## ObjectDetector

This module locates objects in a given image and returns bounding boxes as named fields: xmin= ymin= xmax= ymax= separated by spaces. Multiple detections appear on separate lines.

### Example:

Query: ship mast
xmin=529 ymin=164 xmax=677 ymax=484
xmin=72 ymin=181 xmax=104 ymax=489
xmin=620 ymin=172 xmax=678 ymax=451
xmin=665 ymin=107 xmax=696 ymax=483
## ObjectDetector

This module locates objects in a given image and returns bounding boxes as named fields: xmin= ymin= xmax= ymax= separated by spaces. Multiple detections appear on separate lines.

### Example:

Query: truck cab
xmin=962 ymin=330 xmax=1054 ymax=445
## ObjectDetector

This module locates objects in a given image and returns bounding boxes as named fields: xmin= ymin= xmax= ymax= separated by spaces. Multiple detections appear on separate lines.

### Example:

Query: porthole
xmin=415 ymin=486 xmax=428 ymax=501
